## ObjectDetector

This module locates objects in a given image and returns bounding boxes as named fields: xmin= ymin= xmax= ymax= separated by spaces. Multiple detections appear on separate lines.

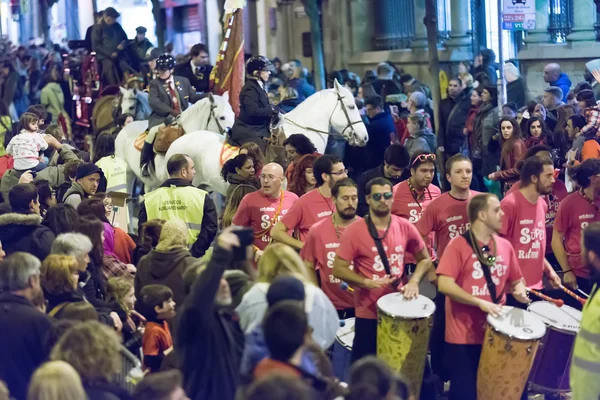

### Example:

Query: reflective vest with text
xmin=95 ymin=155 xmax=128 ymax=193
xmin=144 ymin=185 xmax=206 ymax=245
xmin=571 ymin=284 xmax=600 ymax=400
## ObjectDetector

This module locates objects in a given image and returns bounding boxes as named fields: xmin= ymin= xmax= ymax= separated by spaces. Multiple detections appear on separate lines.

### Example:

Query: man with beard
xmin=415 ymin=154 xmax=478 ymax=381
xmin=552 ymin=159 xmax=600 ymax=308
xmin=0 ymin=252 xmax=53 ymax=400
xmin=437 ymin=194 xmax=529 ymax=400
xmin=301 ymin=178 xmax=360 ymax=318
xmin=500 ymin=156 xmax=561 ymax=306
xmin=391 ymin=152 xmax=441 ymax=268
xmin=232 ymin=163 xmax=298 ymax=252
xmin=176 ymin=227 xmax=247 ymax=400
xmin=570 ymin=223 xmax=600 ymax=400
xmin=271 ymin=155 xmax=348 ymax=250
xmin=333 ymin=177 xmax=432 ymax=362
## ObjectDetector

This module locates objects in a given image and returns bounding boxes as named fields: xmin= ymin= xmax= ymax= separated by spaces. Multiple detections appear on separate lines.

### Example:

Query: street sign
xmin=502 ymin=0 xmax=535 ymax=30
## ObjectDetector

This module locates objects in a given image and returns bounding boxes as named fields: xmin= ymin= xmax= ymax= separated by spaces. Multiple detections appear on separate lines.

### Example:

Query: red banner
xmin=210 ymin=9 xmax=245 ymax=116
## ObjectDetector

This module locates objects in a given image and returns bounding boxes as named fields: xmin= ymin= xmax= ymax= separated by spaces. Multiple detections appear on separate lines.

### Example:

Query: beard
xmin=536 ymin=181 xmax=552 ymax=195
xmin=215 ymin=293 xmax=233 ymax=307
xmin=338 ymin=208 xmax=356 ymax=220
xmin=371 ymin=206 xmax=390 ymax=218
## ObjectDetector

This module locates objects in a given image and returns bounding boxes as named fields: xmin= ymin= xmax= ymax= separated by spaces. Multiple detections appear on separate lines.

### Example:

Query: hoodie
xmin=550 ymin=73 xmax=572 ymax=102
xmin=134 ymin=248 xmax=202 ymax=310
xmin=405 ymin=127 xmax=437 ymax=158
xmin=0 ymin=212 xmax=55 ymax=260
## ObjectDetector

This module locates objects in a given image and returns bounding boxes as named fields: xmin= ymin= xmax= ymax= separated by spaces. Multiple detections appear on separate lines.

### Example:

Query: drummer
xmin=499 ymin=156 xmax=562 ymax=306
xmin=437 ymin=193 xmax=529 ymax=400
xmin=571 ymin=222 xmax=600 ymax=400
xmin=333 ymin=177 xmax=432 ymax=363
xmin=415 ymin=153 xmax=478 ymax=381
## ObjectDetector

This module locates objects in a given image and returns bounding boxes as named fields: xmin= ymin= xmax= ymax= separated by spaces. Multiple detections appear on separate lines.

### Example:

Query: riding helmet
xmin=156 ymin=54 xmax=176 ymax=71
xmin=246 ymin=55 xmax=273 ymax=76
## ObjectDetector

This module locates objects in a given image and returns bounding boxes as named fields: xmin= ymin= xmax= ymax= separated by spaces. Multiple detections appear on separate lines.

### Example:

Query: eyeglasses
xmin=330 ymin=169 xmax=348 ymax=176
xmin=371 ymin=192 xmax=393 ymax=201
xmin=411 ymin=153 xmax=436 ymax=166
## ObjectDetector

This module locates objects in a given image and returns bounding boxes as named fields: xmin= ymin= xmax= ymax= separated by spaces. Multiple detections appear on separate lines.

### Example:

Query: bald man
xmin=232 ymin=163 xmax=299 ymax=250
xmin=543 ymin=63 xmax=571 ymax=102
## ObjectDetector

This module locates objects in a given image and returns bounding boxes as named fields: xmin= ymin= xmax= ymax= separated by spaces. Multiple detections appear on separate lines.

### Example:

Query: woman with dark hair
xmin=132 ymin=219 xmax=165 ymax=265
xmin=33 ymin=179 xmax=57 ymax=217
xmin=488 ymin=118 xmax=527 ymax=191
xmin=77 ymin=197 xmax=136 ymax=264
xmin=221 ymin=185 xmax=257 ymax=229
xmin=221 ymin=154 xmax=260 ymax=200
xmin=525 ymin=117 xmax=551 ymax=148
xmin=239 ymin=142 xmax=265 ymax=176
xmin=553 ymin=104 xmax=576 ymax=159
xmin=282 ymin=133 xmax=317 ymax=181
xmin=472 ymin=84 xmax=500 ymax=189
xmin=288 ymin=154 xmax=318 ymax=197
xmin=1 ymin=61 xmax=27 ymax=119
xmin=532 ymin=102 xmax=557 ymax=133
xmin=93 ymin=132 xmax=129 ymax=194
xmin=43 ymin=203 xmax=78 ymax=235
xmin=347 ymin=356 xmax=407 ymax=400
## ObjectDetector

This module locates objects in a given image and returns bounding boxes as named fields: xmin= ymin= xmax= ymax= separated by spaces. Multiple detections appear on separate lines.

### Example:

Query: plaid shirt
xmin=102 ymin=256 xmax=132 ymax=280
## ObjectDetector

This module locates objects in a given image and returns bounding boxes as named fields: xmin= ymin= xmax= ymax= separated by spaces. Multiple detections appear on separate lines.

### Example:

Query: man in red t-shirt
xmin=391 ymin=152 xmax=441 ymax=264
xmin=233 ymin=163 xmax=299 ymax=251
xmin=333 ymin=177 xmax=432 ymax=362
xmin=301 ymin=178 xmax=360 ymax=318
xmin=500 ymin=156 xmax=561 ymax=304
xmin=272 ymin=155 xmax=348 ymax=250
xmin=438 ymin=193 xmax=528 ymax=400
xmin=416 ymin=153 xmax=478 ymax=381
xmin=552 ymin=159 xmax=600 ymax=307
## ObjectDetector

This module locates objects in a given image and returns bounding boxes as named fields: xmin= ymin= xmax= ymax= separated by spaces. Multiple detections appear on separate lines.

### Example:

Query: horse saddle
xmin=154 ymin=124 xmax=185 ymax=153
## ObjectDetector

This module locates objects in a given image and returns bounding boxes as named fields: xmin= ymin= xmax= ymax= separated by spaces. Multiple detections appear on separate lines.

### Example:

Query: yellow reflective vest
xmin=571 ymin=284 xmax=600 ymax=400
xmin=144 ymin=185 xmax=207 ymax=245
xmin=95 ymin=155 xmax=128 ymax=193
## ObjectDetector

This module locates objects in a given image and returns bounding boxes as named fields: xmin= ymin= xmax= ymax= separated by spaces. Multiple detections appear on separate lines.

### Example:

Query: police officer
xmin=140 ymin=54 xmax=205 ymax=176
xmin=230 ymin=55 xmax=279 ymax=153
xmin=138 ymin=153 xmax=218 ymax=257
xmin=93 ymin=132 xmax=127 ymax=193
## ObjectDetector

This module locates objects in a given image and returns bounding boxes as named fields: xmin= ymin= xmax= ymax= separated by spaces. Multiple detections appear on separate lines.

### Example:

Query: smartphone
xmin=233 ymin=228 xmax=254 ymax=248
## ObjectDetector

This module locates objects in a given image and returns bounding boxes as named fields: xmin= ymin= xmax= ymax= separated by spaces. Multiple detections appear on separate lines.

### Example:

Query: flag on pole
xmin=210 ymin=0 xmax=246 ymax=116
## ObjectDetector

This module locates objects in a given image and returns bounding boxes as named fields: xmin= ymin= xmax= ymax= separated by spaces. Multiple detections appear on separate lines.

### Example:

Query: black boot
xmin=140 ymin=142 xmax=154 ymax=177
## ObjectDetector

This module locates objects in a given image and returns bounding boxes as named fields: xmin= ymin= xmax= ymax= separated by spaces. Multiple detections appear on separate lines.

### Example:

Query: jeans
xmin=351 ymin=317 xmax=377 ymax=363
xmin=446 ymin=343 xmax=482 ymax=400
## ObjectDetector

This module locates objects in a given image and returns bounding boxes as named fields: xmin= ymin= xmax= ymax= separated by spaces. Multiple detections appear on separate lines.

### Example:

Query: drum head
xmin=336 ymin=318 xmax=355 ymax=349
xmin=487 ymin=306 xmax=546 ymax=340
xmin=377 ymin=293 xmax=436 ymax=319
xmin=527 ymin=301 xmax=581 ymax=333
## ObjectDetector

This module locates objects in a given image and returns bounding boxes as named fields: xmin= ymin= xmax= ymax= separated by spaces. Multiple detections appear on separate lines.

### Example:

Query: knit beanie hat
xmin=267 ymin=276 xmax=306 ymax=307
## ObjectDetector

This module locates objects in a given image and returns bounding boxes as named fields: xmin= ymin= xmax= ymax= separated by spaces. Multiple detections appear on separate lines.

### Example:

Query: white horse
xmin=165 ymin=79 xmax=368 ymax=196
xmin=114 ymin=92 xmax=235 ymax=193
xmin=119 ymin=87 xmax=152 ymax=121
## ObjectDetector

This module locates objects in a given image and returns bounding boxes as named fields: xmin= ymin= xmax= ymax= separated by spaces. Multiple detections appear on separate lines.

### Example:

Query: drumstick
xmin=559 ymin=284 xmax=587 ymax=306
xmin=340 ymin=282 xmax=354 ymax=292
xmin=527 ymin=288 xmax=564 ymax=307
xmin=577 ymin=288 xmax=590 ymax=299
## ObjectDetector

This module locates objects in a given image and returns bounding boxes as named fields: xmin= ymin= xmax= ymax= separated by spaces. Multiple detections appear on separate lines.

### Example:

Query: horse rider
xmin=140 ymin=54 xmax=205 ymax=177
xmin=142 ymin=48 xmax=161 ymax=90
xmin=230 ymin=55 xmax=279 ymax=153
xmin=91 ymin=7 xmax=131 ymax=86
xmin=131 ymin=26 xmax=154 ymax=71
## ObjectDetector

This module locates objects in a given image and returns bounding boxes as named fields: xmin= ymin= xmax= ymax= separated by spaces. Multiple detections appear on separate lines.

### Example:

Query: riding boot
xmin=140 ymin=142 xmax=154 ymax=177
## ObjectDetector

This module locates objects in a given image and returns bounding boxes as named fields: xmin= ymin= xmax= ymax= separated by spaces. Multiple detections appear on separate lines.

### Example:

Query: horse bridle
xmin=208 ymin=103 xmax=226 ymax=135
xmin=283 ymin=89 xmax=363 ymax=146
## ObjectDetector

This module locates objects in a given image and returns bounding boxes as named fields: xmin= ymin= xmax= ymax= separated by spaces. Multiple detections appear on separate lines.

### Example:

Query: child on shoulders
xmin=6 ymin=112 xmax=48 ymax=172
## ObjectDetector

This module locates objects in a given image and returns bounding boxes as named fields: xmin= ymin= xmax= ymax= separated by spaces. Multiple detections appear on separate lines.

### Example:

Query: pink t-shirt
xmin=554 ymin=191 xmax=600 ymax=278
xmin=300 ymin=217 xmax=360 ymax=310
xmin=500 ymin=190 xmax=547 ymax=289
xmin=280 ymin=188 xmax=335 ymax=243
xmin=391 ymin=181 xmax=441 ymax=262
xmin=437 ymin=234 xmax=523 ymax=344
xmin=415 ymin=191 xmax=479 ymax=259
xmin=507 ymin=180 xmax=568 ymax=254
xmin=232 ymin=190 xmax=299 ymax=250
xmin=336 ymin=215 xmax=425 ymax=319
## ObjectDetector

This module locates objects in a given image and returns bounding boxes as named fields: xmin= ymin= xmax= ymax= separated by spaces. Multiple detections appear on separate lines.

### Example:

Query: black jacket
xmin=507 ymin=78 xmax=526 ymax=109
xmin=439 ymin=89 xmax=471 ymax=155
xmin=138 ymin=178 xmax=218 ymax=258
xmin=173 ymin=62 xmax=213 ymax=94
xmin=45 ymin=288 xmax=114 ymax=326
xmin=148 ymin=76 xmax=204 ymax=130
xmin=84 ymin=381 xmax=132 ymax=400
xmin=357 ymin=165 xmax=407 ymax=216
xmin=0 ymin=212 xmax=55 ymax=261
xmin=176 ymin=245 xmax=244 ymax=400
xmin=91 ymin=21 xmax=128 ymax=61
xmin=370 ymin=79 xmax=402 ymax=98
xmin=0 ymin=293 xmax=53 ymax=400
xmin=231 ymin=79 xmax=276 ymax=141
xmin=365 ymin=112 xmax=396 ymax=171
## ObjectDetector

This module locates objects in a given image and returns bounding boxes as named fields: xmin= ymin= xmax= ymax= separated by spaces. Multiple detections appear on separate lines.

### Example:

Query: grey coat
xmin=148 ymin=76 xmax=204 ymax=130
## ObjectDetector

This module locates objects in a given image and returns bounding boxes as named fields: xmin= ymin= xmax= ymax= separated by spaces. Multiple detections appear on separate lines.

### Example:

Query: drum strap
xmin=366 ymin=215 xmax=392 ymax=276
xmin=461 ymin=230 xmax=500 ymax=304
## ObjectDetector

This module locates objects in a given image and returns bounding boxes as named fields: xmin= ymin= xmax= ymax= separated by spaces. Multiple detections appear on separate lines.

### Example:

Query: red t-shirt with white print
xmin=281 ymin=188 xmax=336 ymax=243
xmin=437 ymin=234 xmax=523 ymax=344
xmin=232 ymin=190 xmax=298 ymax=250
xmin=500 ymin=190 xmax=547 ymax=289
xmin=301 ymin=216 xmax=360 ymax=310
xmin=336 ymin=215 xmax=425 ymax=319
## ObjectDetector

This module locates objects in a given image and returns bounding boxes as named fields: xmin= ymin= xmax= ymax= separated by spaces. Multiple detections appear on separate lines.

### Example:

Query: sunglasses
xmin=371 ymin=192 xmax=393 ymax=201
xmin=411 ymin=153 xmax=436 ymax=166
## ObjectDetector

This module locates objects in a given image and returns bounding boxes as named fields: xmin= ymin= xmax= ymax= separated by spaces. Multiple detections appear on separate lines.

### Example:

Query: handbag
xmin=154 ymin=124 xmax=185 ymax=153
